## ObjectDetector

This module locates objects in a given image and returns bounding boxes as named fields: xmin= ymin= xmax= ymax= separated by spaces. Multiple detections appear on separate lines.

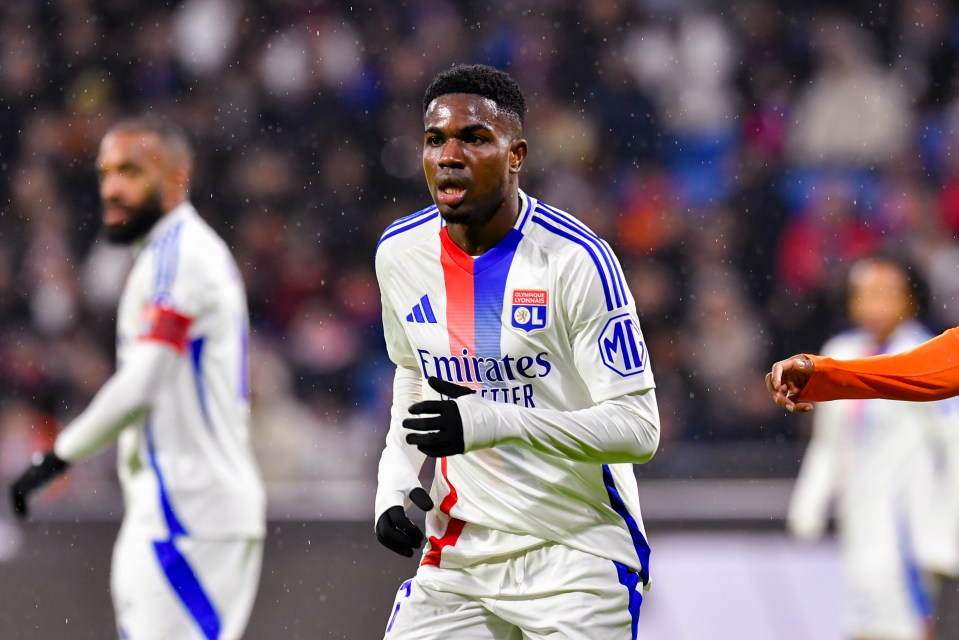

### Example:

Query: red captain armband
xmin=139 ymin=304 xmax=193 ymax=353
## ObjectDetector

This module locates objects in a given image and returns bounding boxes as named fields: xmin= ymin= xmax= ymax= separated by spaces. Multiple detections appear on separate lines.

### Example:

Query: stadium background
xmin=1 ymin=0 xmax=959 ymax=637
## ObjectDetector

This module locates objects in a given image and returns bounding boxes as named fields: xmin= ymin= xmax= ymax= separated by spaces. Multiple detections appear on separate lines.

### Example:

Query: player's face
xmin=96 ymin=130 xmax=168 ymax=244
xmin=423 ymin=93 xmax=526 ymax=227
xmin=848 ymin=262 xmax=914 ymax=342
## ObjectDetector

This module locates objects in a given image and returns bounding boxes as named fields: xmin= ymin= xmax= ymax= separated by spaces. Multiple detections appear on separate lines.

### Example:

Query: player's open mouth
xmin=103 ymin=206 xmax=129 ymax=226
xmin=437 ymin=185 xmax=466 ymax=207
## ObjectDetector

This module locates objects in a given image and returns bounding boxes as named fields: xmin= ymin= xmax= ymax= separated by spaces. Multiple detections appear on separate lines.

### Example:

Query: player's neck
xmin=446 ymin=192 xmax=520 ymax=256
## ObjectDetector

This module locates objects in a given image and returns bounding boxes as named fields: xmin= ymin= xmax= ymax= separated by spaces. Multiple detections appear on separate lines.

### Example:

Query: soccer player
xmin=786 ymin=256 xmax=959 ymax=639
xmin=373 ymin=64 xmax=660 ymax=639
xmin=9 ymin=117 xmax=266 ymax=639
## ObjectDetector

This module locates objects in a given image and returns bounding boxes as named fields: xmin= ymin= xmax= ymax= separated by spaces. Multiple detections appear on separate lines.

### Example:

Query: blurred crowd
xmin=1 ymin=0 xmax=959 ymax=490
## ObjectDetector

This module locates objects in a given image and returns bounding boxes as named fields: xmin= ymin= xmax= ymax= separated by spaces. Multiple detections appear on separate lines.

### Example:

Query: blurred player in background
xmin=9 ymin=117 xmax=266 ymax=639
xmin=786 ymin=256 xmax=959 ymax=640
xmin=373 ymin=64 xmax=659 ymax=639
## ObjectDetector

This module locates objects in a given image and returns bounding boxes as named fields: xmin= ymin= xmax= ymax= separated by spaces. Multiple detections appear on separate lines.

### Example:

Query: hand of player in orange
xmin=765 ymin=355 xmax=815 ymax=413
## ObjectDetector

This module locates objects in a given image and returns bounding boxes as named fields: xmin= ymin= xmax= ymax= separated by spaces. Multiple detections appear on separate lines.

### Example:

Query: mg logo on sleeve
xmin=598 ymin=313 xmax=647 ymax=376
xmin=511 ymin=289 xmax=548 ymax=334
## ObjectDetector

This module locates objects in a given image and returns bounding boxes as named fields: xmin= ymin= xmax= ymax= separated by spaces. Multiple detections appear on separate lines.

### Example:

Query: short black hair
xmin=422 ymin=64 xmax=527 ymax=128
xmin=107 ymin=115 xmax=193 ymax=172
xmin=848 ymin=251 xmax=930 ymax=319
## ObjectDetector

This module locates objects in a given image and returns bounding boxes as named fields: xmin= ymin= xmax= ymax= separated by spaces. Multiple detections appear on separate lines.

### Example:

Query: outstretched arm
xmin=405 ymin=377 xmax=660 ymax=464
xmin=11 ymin=341 xmax=179 ymax=518
xmin=55 ymin=342 xmax=178 ymax=461
xmin=766 ymin=327 xmax=959 ymax=410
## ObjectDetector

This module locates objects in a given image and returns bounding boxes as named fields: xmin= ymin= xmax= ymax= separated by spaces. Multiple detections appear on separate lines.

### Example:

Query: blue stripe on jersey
xmin=376 ymin=206 xmax=439 ymax=254
xmin=613 ymin=560 xmax=643 ymax=639
xmin=517 ymin=191 xmax=534 ymax=232
xmin=191 ymin=338 xmax=212 ymax=430
xmin=473 ymin=228 xmax=522 ymax=356
xmin=147 ymin=422 xmax=188 ymax=537
xmin=532 ymin=214 xmax=615 ymax=311
xmin=239 ymin=317 xmax=250 ymax=401
xmin=152 ymin=222 xmax=184 ymax=302
xmin=152 ymin=539 xmax=222 ymax=640
xmin=900 ymin=519 xmax=933 ymax=621
xmin=603 ymin=464 xmax=651 ymax=585
xmin=535 ymin=203 xmax=627 ymax=308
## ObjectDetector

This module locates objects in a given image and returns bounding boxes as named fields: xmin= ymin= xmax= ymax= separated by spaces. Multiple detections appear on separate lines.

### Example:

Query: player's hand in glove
xmin=375 ymin=487 xmax=434 ymax=557
xmin=10 ymin=451 xmax=70 ymax=519
xmin=404 ymin=377 xmax=475 ymax=457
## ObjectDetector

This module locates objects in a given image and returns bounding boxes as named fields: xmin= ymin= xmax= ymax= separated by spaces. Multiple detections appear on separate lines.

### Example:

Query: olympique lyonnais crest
xmin=511 ymin=289 xmax=548 ymax=333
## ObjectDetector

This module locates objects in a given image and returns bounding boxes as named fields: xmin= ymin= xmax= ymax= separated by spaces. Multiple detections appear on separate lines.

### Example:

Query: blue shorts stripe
xmin=613 ymin=560 xmax=643 ymax=640
xmin=153 ymin=539 xmax=221 ymax=640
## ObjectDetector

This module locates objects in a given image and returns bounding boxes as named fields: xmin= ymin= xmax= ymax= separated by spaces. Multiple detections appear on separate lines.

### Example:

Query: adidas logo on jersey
xmin=406 ymin=295 xmax=437 ymax=324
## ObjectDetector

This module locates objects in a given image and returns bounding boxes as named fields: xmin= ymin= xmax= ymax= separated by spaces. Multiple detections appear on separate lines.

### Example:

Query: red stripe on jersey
xmin=422 ymin=456 xmax=466 ymax=567
xmin=440 ymin=228 xmax=474 ymax=356
xmin=140 ymin=304 xmax=192 ymax=353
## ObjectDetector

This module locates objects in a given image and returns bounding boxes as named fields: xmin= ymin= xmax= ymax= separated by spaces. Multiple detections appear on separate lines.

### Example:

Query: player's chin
xmin=438 ymin=208 xmax=471 ymax=225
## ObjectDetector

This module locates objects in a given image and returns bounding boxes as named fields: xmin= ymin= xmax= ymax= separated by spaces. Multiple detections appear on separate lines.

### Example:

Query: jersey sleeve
xmin=373 ymin=247 xmax=429 ymax=519
xmin=562 ymin=241 xmax=656 ymax=403
xmin=54 ymin=342 xmax=178 ymax=462
xmin=137 ymin=232 xmax=210 ymax=348
xmin=454 ymin=240 xmax=660 ymax=464
xmin=375 ymin=246 xmax=419 ymax=369
xmin=799 ymin=327 xmax=959 ymax=402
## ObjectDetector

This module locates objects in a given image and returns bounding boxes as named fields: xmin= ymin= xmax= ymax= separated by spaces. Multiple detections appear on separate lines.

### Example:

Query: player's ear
xmin=509 ymin=139 xmax=527 ymax=174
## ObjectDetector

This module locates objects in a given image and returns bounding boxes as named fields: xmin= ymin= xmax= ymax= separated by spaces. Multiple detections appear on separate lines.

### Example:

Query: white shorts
xmin=840 ymin=521 xmax=933 ymax=640
xmin=384 ymin=542 xmax=643 ymax=640
xmin=111 ymin=526 xmax=263 ymax=640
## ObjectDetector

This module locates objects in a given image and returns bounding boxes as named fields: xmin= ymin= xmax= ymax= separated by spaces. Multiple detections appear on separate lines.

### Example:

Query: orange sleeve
xmin=798 ymin=327 xmax=959 ymax=402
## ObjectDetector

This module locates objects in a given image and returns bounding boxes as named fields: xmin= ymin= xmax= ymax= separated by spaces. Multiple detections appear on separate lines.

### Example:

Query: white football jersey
xmin=376 ymin=190 xmax=657 ymax=580
xmin=115 ymin=203 xmax=265 ymax=539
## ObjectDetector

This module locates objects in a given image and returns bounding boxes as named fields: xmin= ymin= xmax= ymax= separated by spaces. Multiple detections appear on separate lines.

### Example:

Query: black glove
xmin=375 ymin=487 xmax=435 ymax=557
xmin=11 ymin=450 xmax=70 ymax=519
xmin=404 ymin=377 xmax=475 ymax=457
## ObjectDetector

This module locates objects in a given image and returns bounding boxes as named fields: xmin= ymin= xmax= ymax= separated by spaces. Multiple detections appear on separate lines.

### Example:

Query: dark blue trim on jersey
xmin=153 ymin=539 xmax=222 ymax=640
xmin=532 ymin=214 xmax=615 ymax=311
xmin=614 ymin=560 xmax=643 ymax=639
xmin=474 ymin=228 xmax=522 ymax=356
xmin=900 ymin=519 xmax=933 ymax=621
xmin=535 ymin=203 xmax=626 ymax=308
xmin=152 ymin=222 xmax=184 ymax=302
xmin=517 ymin=191 xmax=534 ymax=232
xmin=190 ymin=338 xmax=212 ymax=430
xmin=603 ymin=464 xmax=650 ymax=585
xmin=239 ymin=317 xmax=250 ymax=401
xmin=147 ymin=422 xmax=188 ymax=537
xmin=376 ymin=206 xmax=439 ymax=254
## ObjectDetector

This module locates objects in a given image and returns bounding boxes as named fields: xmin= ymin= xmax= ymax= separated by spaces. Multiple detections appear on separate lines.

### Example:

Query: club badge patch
xmin=511 ymin=289 xmax=548 ymax=333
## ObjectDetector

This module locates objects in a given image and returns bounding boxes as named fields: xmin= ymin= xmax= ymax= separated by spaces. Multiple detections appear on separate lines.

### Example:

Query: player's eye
xmin=425 ymin=135 xmax=443 ymax=147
